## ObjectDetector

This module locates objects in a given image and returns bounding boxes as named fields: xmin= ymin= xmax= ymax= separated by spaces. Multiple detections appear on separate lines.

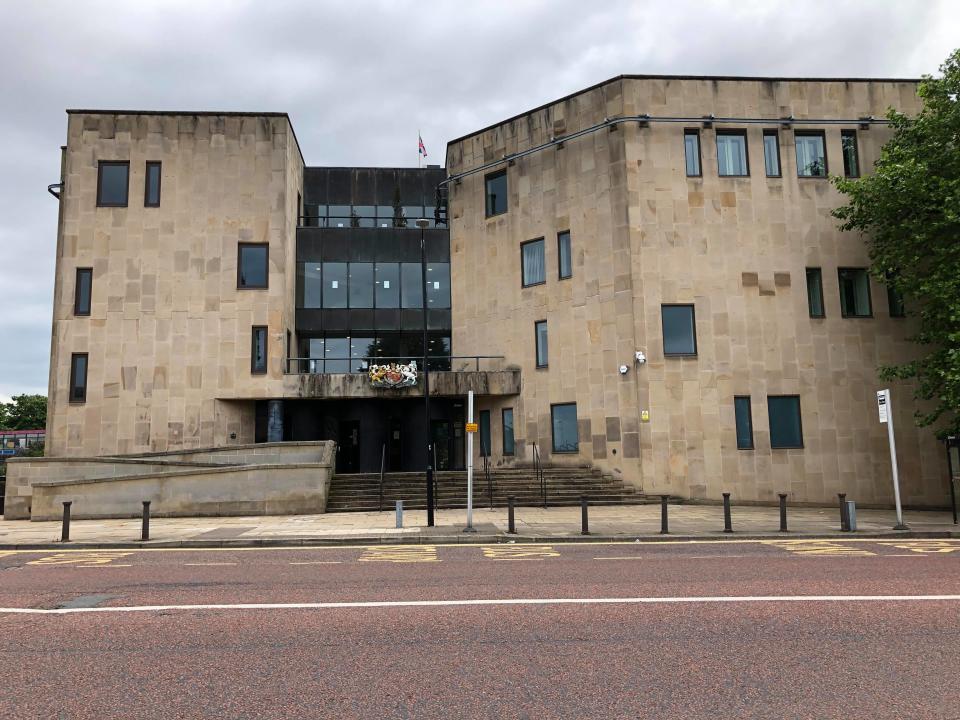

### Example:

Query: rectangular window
xmin=349 ymin=263 xmax=374 ymax=309
xmin=734 ymin=396 xmax=754 ymax=450
xmin=795 ymin=131 xmax=827 ymax=177
xmin=716 ymin=131 xmax=749 ymax=176
xmin=805 ymin=268 xmax=825 ymax=318
xmin=479 ymin=409 xmax=491 ymax=457
xmin=558 ymin=231 xmax=572 ymax=279
xmin=144 ymin=161 xmax=161 ymax=207
xmin=74 ymin=268 xmax=92 ymax=316
xmin=841 ymin=130 xmax=860 ymax=178
xmin=322 ymin=262 xmax=348 ymax=308
xmin=551 ymin=403 xmax=579 ymax=454
xmin=763 ymin=130 xmax=781 ymax=177
xmin=351 ymin=336 xmax=375 ymax=372
xmin=401 ymin=263 xmax=423 ymax=308
xmin=426 ymin=263 xmax=451 ymax=309
xmin=301 ymin=263 xmax=322 ymax=308
xmin=324 ymin=337 xmax=349 ymax=373
xmin=838 ymin=268 xmax=872 ymax=318
xmin=375 ymin=263 xmax=400 ymax=308
xmin=96 ymin=161 xmax=129 ymax=207
xmin=69 ymin=353 xmax=88 ymax=403
xmin=251 ymin=326 xmax=267 ymax=374
xmin=521 ymin=238 xmax=546 ymax=287
xmin=535 ymin=320 xmax=548 ymax=368
xmin=485 ymin=169 xmax=508 ymax=217
xmin=661 ymin=304 xmax=697 ymax=356
xmin=684 ymin=130 xmax=701 ymax=177
xmin=768 ymin=396 xmax=803 ymax=449
xmin=238 ymin=244 xmax=268 ymax=289
xmin=502 ymin=408 xmax=515 ymax=456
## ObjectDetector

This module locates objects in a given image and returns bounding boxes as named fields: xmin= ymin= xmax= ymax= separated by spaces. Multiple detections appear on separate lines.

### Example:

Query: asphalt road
xmin=2 ymin=538 xmax=959 ymax=719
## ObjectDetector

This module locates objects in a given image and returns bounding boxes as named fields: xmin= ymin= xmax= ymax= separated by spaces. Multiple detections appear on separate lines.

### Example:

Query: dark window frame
xmin=715 ymin=129 xmax=750 ymax=177
xmin=251 ymin=325 xmax=268 ymax=375
xmin=841 ymin=129 xmax=860 ymax=178
xmin=684 ymin=129 xmax=702 ymax=177
xmin=534 ymin=319 xmax=548 ymax=368
xmin=805 ymin=267 xmax=825 ymax=318
xmin=479 ymin=409 xmax=491 ymax=457
xmin=502 ymin=407 xmax=515 ymax=456
xmin=794 ymin=130 xmax=828 ymax=178
xmin=237 ymin=243 xmax=269 ymax=290
xmin=768 ymin=395 xmax=804 ymax=449
xmin=734 ymin=396 xmax=754 ymax=450
xmin=74 ymin=267 xmax=92 ymax=317
xmin=485 ymin=169 xmax=508 ymax=218
xmin=661 ymin=303 xmax=698 ymax=357
xmin=550 ymin=402 xmax=579 ymax=454
xmin=69 ymin=352 xmax=88 ymax=404
xmin=144 ymin=161 xmax=162 ymax=207
xmin=762 ymin=129 xmax=782 ymax=177
xmin=557 ymin=230 xmax=572 ymax=280
xmin=520 ymin=237 xmax=546 ymax=288
xmin=96 ymin=160 xmax=130 ymax=207
xmin=838 ymin=267 xmax=873 ymax=318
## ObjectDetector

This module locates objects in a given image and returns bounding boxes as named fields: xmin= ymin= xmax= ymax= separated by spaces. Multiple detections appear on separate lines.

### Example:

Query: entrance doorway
xmin=431 ymin=420 xmax=452 ymax=471
xmin=388 ymin=417 xmax=402 ymax=471
xmin=338 ymin=420 xmax=360 ymax=473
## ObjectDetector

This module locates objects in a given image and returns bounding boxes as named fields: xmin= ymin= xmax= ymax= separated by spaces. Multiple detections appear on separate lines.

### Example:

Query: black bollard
xmin=61 ymin=501 xmax=72 ymax=543
xmin=722 ymin=492 xmax=733 ymax=533
xmin=141 ymin=501 xmax=151 ymax=541
xmin=838 ymin=493 xmax=849 ymax=531
xmin=507 ymin=496 xmax=516 ymax=534
xmin=581 ymin=496 xmax=589 ymax=535
xmin=660 ymin=495 xmax=670 ymax=534
xmin=778 ymin=493 xmax=788 ymax=532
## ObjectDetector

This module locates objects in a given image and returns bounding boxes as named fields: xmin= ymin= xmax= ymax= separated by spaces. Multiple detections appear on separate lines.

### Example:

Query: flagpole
xmin=418 ymin=128 xmax=421 ymax=169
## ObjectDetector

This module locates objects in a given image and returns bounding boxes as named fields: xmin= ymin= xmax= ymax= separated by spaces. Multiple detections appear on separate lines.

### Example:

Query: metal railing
xmin=378 ymin=443 xmax=386 ymax=512
xmin=284 ymin=355 xmax=505 ymax=374
xmin=532 ymin=442 xmax=546 ymax=509
xmin=480 ymin=438 xmax=493 ymax=510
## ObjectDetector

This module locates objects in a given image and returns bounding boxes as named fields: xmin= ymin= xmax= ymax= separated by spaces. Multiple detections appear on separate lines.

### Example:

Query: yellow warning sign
xmin=465 ymin=423 xmax=479 ymax=433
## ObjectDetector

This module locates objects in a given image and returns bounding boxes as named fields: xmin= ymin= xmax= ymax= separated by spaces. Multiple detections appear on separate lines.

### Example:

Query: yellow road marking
xmin=359 ymin=545 xmax=439 ymax=563
xmin=482 ymin=545 xmax=559 ymax=560
xmin=884 ymin=540 xmax=960 ymax=554
xmin=27 ymin=552 xmax=133 ymax=567
xmin=760 ymin=540 xmax=875 ymax=556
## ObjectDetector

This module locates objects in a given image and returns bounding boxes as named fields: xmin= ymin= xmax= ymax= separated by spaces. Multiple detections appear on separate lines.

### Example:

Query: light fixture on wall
xmin=619 ymin=364 xmax=629 ymax=375
xmin=634 ymin=351 xmax=647 ymax=365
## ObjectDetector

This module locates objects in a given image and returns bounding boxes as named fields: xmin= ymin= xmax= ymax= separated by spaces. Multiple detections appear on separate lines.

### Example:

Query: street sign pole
xmin=465 ymin=390 xmax=476 ymax=533
xmin=878 ymin=389 xmax=908 ymax=530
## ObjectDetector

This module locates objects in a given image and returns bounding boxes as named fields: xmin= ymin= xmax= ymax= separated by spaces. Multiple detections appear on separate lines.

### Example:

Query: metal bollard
xmin=846 ymin=500 xmax=858 ymax=532
xmin=141 ymin=501 xmax=151 ymax=541
xmin=838 ymin=493 xmax=849 ymax=531
xmin=778 ymin=493 xmax=788 ymax=532
xmin=507 ymin=496 xmax=516 ymax=534
xmin=395 ymin=500 xmax=403 ymax=529
xmin=61 ymin=501 xmax=72 ymax=543
xmin=581 ymin=496 xmax=589 ymax=535
xmin=660 ymin=495 xmax=670 ymax=534
xmin=722 ymin=493 xmax=732 ymax=533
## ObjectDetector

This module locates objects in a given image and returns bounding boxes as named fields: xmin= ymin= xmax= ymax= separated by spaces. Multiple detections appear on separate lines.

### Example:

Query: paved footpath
xmin=0 ymin=503 xmax=957 ymax=548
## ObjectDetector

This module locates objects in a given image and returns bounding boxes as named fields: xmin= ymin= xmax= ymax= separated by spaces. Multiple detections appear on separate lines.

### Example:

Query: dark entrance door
xmin=388 ymin=417 xmax=402 ymax=471
xmin=338 ymin=420 xmax=360 ymax=473
xmin=431 ymin=420 xmax=452 ymax=471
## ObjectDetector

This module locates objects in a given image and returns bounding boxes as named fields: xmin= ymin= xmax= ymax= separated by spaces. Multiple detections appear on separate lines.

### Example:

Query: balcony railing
xmin=284 ymin=355 xmax=505 ymax=374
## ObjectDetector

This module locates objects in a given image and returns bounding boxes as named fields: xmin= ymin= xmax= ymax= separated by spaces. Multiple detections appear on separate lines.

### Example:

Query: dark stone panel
xmin=326 ymin=168 xmax=352 ymax=204
xmin=425 ymin=231 xmax=450 ymax=261
xmin=375 ymin=309 xmax=401 ymax=331
xmin=427 ymin=309 xmax=451 ymax=331
xmin=592 ymin=434 xmax=607 ymax=458
xmin=354 ymin=168 xmax=376 ymax=204
xmin=295 ymin=308 xmax=324 ymax=333
xmin=622 ymin=431 xmax=640 ymax=458
xmin=322 ymin=309 xmax=349 ymax=332
xmin=605 ymin=416 xmax=621 ymax=441
xmin=401 ymin=309 xmax=424 ymax=332
xmin=349 ymin=310 xmax=375 ymax=332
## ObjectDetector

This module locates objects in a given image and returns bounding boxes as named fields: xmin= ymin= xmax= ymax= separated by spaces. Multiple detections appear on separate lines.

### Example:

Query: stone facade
xmin=446 ymin=76 xmax=948 ymax=507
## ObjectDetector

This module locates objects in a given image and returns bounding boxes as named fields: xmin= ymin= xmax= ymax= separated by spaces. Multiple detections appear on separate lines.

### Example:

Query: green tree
xmin=832 ymin=49 xmax=960 ymax=437
xmin=0 ymin=394 xmax=48 ymax=430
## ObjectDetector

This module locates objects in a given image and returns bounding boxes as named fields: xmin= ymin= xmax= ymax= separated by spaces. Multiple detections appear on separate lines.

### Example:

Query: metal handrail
xmin=284 ymin=355 xmax=505 ymax=374
xmin=378 ymin=443 xmax=386 ymax=512
xmin=532 ymin=442 xmax=546 ymax=509
xmin=481 ymin=438 xmax=493 ymax=510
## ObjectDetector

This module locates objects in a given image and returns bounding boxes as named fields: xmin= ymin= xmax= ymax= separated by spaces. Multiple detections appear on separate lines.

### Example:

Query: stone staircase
xmin=326 ymin=465 xmax=653 ymax=512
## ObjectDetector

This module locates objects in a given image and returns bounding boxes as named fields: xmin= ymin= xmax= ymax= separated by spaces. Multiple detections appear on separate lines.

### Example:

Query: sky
xmin=0 ymin=0 xmax=957 ymax=402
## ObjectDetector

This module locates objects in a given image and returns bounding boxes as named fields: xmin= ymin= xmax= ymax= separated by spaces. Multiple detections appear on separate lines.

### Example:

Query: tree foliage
xmin=0 ymin=394 xmax=47 ymax=431
xmin=832 ymin=49 xmax=960 ymax=437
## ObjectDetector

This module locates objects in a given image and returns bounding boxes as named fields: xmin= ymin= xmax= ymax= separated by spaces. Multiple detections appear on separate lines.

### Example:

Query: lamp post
xmin=416 ymin=218 xmax=435 ymax=527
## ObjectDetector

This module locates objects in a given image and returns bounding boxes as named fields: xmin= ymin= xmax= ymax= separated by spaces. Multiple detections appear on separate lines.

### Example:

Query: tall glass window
xmin=806 ymin=268 xmax=825 ymax=318
xmin=734 ymin=396 xmax=754 ymax=450
xmin=551 ymin=403 xmax=579 ymax=453
xmin=238 ymin=244 xmax=268 ymax=289
xmin=763 ymin=130 xmax=781 ymax=177
xmin=558 ymin=231 xmax=572 ymax=279
xmin=251 ymin=326 xmax=267 ymax=374
xmin=349 ymin=263 xmax=374 ymax=308
xmin=97 ymin=161 xmax=129 ymax=207
xmin=838 ymin=268 xmax=872 ymax=317
xmin=144 ymin=161 xmax=161 ymax=207
xmin=521 ymin=238 xmax=546 ymax=287
xmin=716 ymin=131 xmax=749 ymax=176
xmin=69 ymin=353 xmax=88 ymax=403
xmin=479 ymin=410 xmax=491 ymax=457
xmin=795 ymin=132 xmax=827 ymax=177
xmin=535 ymin=320 xmax=548 ymax=368
xmin=684 ymin=130 xmax=701 ymax=177
xmin=661 ymin=305 xmax=697 ymax=356
xmin=322 ymin=262 xmax=348 ymax=308
xmin=502 ymin=408 xmax=515 ymax=456
xmin=324 ymin=337 xmax=350 ymax=373
xmin=768 ymin=396 xmax=803 ymax=449
xmin=375 ymin=263 xmax=400 ymax=308
xmin=401 ymin=263 xmax=424 ymax=308
xmin=301 ymin=264 xmax=322 ymax=308
xmin=351 ymin=337 xmax=375 ymax=371
xmin=426 ymin=263 xmax=451 ymax=308
xmin=74 ymin=268 xmax=92 ymax=316
xmin=485 ymin=170 xmax=508 ymax=217
xmin=841 ymin=130 xmax=860 ymax=178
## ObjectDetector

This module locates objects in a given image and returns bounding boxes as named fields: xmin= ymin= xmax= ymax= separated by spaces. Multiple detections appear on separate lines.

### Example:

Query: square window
xmin=717 ymin=131 xmax=749 ymax=176
xmin=838 ymin=268 xmax=872 ymax=318
xmin=97 ymin=161 xmax=129 ymax=207
xmin=558 ymin=231 xmax=572 ymax=279
xmin=69 ymin=353 xmax=88 ymax=403
xmin=684 ymin=130 xmax=701 ymax=177
xmin=768 ymin=396 xmax=803 ymax=449
xmin=806 ymin=268 xmax=825 ymax=318
xmin=74 ymin=268 xmax=92 ymax=316
xmin=661 ymin=304 xmax=697 ymax=356
xmin=841 ymin=130 xmax=860 ymax=178
xmin=795 ymin=132 xmax=827 ymax=177
xmin=485 ymin=170 xmax=508 ymax=217
xmin=763 ymin=130 xmax=781 ymax=177
xmin=238 ymin=244 xmax=268 ymax=289
xmin=521 ymin=238 xmax=546 ymax=287
xmin=251 ymin=326 xmax=268 ymax=374
xmin=734 ymin=396 xmax=754 ymax=450
xmin=551 ymin=403 xmax=579 ymax=453
xmin=535 ymin=320 xmax=548 ymax=368
xmin=502 ymin=408 xmax=515 ymax=456
xmin=144 ymin=161 xmax=161 ymax=207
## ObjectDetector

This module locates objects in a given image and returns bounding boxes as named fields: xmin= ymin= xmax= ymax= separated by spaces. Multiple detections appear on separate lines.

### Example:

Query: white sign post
xmin=464 ymin=390 xmax=476 ymax=533
xmin=878 ymin=389 xmax=908 ymax=530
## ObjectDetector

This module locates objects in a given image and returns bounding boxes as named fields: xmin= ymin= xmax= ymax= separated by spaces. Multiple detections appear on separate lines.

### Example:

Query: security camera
xmin=619 ymin=365 xmax=629 ymax=375
xmin=634 ymin=351 xmax=646 ymax=364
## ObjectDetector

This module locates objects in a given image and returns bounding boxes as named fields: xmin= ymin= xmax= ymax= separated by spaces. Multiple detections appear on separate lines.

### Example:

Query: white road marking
xmin=289 ymin=561 xmax=343 ymax=565
xmin=183 ymin=562 xmax=237 ymax=566
xmin=1 ymin=595 xmax=958 ymax=615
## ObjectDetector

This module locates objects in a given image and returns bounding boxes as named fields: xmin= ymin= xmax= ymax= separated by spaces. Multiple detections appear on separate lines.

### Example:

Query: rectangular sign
xmin=465 ymin=423 xmax=478 ymax=433
xmin=877 ymin=390 xmax=888 ymax=424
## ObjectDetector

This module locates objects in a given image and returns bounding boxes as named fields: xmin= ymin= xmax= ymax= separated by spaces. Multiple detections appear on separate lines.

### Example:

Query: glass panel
xmin=427 ymin=335 xmax=451 ymax=370
xmin=403 ymin=206 xmax=425 ymax=225
xmin=401 ymin=263 xmax=423 ymax=308
xmin=302 ymin=263 xmax=322 ymax=308
xmin=377 ymin=333 xmax=403 ymax=362
xmin=485 ymin=171 xmax=508 ymax=216
xmin=324 ymin=337 xmax=349 ymax=373
xmin=502 ymin=408 xmax=515 ymax=455
xmin=734 ymin=397 xmax=753 ymax=450
xmin=426 ymin=263 xmax=450 ymax=308
xmin=252 ymin=328 xmax=267 ymax=373
xmin=795 ymin=134 xmax=826 ymax=176
xmin=70 ymin=354 xmax=87 ymax=402
xmin=328 ymin=205 xmax=351 ymax=228
xmin=717 ymin=133 xmax=748 ymax=176
xmin=839 ymin=269 xmax=871 ymax=317
xmin=768 ymin=396 xmax=803 ymax=448
xmin=662 ymin=305 xmax=696 ymax=356
xmin=145 ymin=162 xmax=161 ymax=205
xmin=75 ymin=269 xmax=92 ymax=315
xmin=551 ymin=403 xmax=579 ymax=453
xmin=684 ymin=132 xmax=701 ymax=176
xmin=763 ymin=132 xmax=780 ymax=176
xmin=375 ymin=263 xmax=400 ymax=308
xmin=558 ymin=231 xmax=572 ymax=279
xmin=98 ymin=163 xmax=129 ymax=205
xmin=239 ymin=245 xmax=268 ymax=288
xmin=322 ymin=262 xmax=348 ymax=308
xmin=535 ymin=321 xmax=548 ymax=367
xmin=842 ymin=131 xmax=859 ymax=177
xmin=350 ymin=337 xmax=375 ymax=372
xmin=376 ymin=205 xmax=394 ymax=228
xmin=806 ymin=268 xmax=824 ymax=318
xmin=306 ymin=338 xmax=324 ymax=374
xmin=522 ymin=239 xmax=545 ymax=286
xmin=349 ymin=263 xmax=374 ymax=308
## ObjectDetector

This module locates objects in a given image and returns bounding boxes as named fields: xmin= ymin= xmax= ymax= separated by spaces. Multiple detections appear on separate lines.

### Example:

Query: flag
xmin=418 ymin=134 xmax=428 ymax=158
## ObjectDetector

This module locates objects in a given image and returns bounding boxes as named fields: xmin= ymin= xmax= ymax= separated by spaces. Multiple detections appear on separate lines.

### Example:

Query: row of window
xmin=735 ymin=395 xmax=803 ymax=449
xmin=298 ymin=334 xmax=452 ymax=373
xmin=521 ymin=232 xmax=572 ymax=286
xmin=806 ymin=267 xmax=905 ymax=319
xmin=96 ymin=161 xmax=161 ymax=208
xmin=476 ymin=404 xmax=572 ymax=456
xmin=298 ymin=262 xmax=451 ymax=309
xmin=300 ymin=204 xmax=438 ymax=228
